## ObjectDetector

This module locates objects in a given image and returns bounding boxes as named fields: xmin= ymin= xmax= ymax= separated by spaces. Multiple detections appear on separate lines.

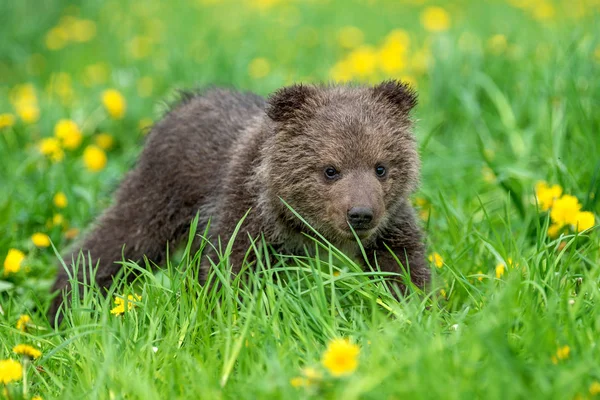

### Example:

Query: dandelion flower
xmin=421 ymin=6 xmax=451 ymax=32
xmin=321 ymin=338 xmax=360 ymax=377
xmin=38 ymin=138 xmax=64 ymax=162
xmin=94 ymin=133 xmax=114 ymax=150
xmin=102 ymin=89 xmax=127 ymax=119
xmin=572 ymin=211 xmax=594 ymax=232
xmin=428 ymin=252 xmax=444 ymax=268
xmin=0 ymin=113 xmax=16 ymax=129
xmin=495 ymin=263 xmax=505 ymax=279
xmin=590 ymin=381 xmax=600 ymax=395
xmin=3 ymin=249 xmax=25 ymax=276
xmin=83 ymin=145 xmax=107 ymax=172
xmin=550 ymin=195 xmax=581 ymax=227
xmin=348 ymin=46 xmax=377 ymax=78
xmin=551 ymin=345 xmax=570 ymax=364
xmin=13 ymin=344 xmax=41 ymax=359
xmin=16 ymin=103 xmax=40 ymax=124
xmin=110 ymin=294 xmax=142 ymax=315
xmin=547 ymin=223 xmax=562 ymax=239
xmin=248 ymin=58 xmax=270 ymax=79
xmin=54 ymin=119 xmax=82 ymax=150
xmin=16 ymin=315 xmax=31 ymax=332
xmin=53 ymin=192 xmax=68 ymax=208
xmin=31 ymin=233 xmax=51 ymax=248
xmin=534 ymin=181 xmax=562 ymax=211
xmin=52 ymin=213 xmax=65 ymax=227
xmin=0 ymin=359 xmax=23 ymax=384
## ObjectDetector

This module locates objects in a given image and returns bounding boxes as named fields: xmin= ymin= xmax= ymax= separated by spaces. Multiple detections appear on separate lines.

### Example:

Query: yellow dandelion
xmin=13 ymin=344 xmax=41 ymax=359
xmin=550 ymin=195 xmax=582 ymax=227
xmin=110 ymin=294 xmax=142 ymax=315
xmin=329 ymin=60 xmax=354 ymax=82
xmin=95 ymin=133 xmax=114 ymax=150
xmin=0 ymin=359 xmax=23 ymax=384
xmin=32 ymin=396 xmax=43 ymax=400
xmin=31 ymin=233 xmax=51 ymax=248
xmin=348 ymin=46 xmax=377 ymax=78
xmin=83 ymin=145 xmax=107 ymax=172
xmin=428 ymin=252 xmax=444 ymax=268
xmin=249 ymin=0 xmax=281 ymax=10
xmin=440 ymin=288 xmax=447 ymax=298
xmin=68 ymin=19 xmax=97 ymax=42
xmin=128 ymin=36 xmax=154 ymax=59
xmin=534 ymin=181 xmax=563 ymax=211
xmin=551 ymin=345 xmax=570 ymax=364
xmin=102 ymin=89 xmax=127 ymax=119
xmin=53 ymin=192 xmax=68 ymax=208
xmin=0 ymin=113 xmax=16 ymax=129
xmin=337 ymin=26 xmax=364 ymax=49
xmin=16 ymin=315 xmax=31 ymax=332
xmin=547 ymin=223 xmax=562 ymax=239
xmin=290 ymin=367 xmax=322 ymax=387
xmin=321 ymin=338 xmax=360 ymax=377
xmin=16 ymin=103 xmax=40 ymax=124
xmin=52 ymin=213 xmax=65 ymax=227
xmin=487 ymin=34 xmax=508 ymax=55
xmin=290 ymin=377 xmax=307 ymax=387
xmin=532 ymin=2 xmax=555 ymax=20
xmin=54 ymin=119 xmax=83 ymax=150
xmin=3 ymin=249 xmax=25 ymax=276
xmin=248 ymin=57 xmax=271 ymax=79
xmin=477 ymin=271 xmax=484 ymax=282
xmin=421 ymin=6 xmax=451 ymax=33
xmin=572 ymin=211 xmax=595 ymax=232
xmin=590 ymin=381 xmax=600 ymax=395
xmin=495 ymin=263 xmax=505 ymax=279
xmin=45 ymin=26 xmax=69 ymax=50
xmin=38 ymin=138 xmax=64 ymax=162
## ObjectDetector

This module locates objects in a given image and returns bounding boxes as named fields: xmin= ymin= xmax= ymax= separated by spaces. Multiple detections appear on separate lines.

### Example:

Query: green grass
xmin=1 ymin=0 xmax=599 ymax=398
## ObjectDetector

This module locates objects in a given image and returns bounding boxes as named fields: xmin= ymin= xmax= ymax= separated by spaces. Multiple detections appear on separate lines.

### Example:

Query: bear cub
xmin=48 ymin=80 xmax=430 ymax=322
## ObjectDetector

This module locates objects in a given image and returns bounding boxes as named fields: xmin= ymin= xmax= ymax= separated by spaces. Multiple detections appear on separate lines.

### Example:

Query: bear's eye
xmin=375 ymin=165 xmax=387 ymax=178
xmin=324 ymin=167 xmax=340 ymax=180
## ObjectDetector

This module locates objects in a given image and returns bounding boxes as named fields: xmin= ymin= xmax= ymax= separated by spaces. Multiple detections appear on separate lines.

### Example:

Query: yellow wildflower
xmin=128 ymin=36 xmax=153 ymax=59
xmin=477 ymin=271 xmax=484 ymax=282
xmin=110 ymin=294 xmax=142 ymax=315
xmin=428 ymin=252 xmax=444 ymax=268
xmin=95 ymin=133 xmax=114 ymax=150
xmin=16 ymin=103 xmax=40 ymax=124
xmin=590 ymin=381 xmax=600 ymax=395
xmin=248 ymin=57 xmax=271 ymax=79
xmin=3 ymin=249 xmax=25 ymax=276
xmin=551 ymin=345 xmax=570 ymax=364
xmin=52 ymin=213 xmax=65 ymax=227
xmin=16 ymin=315 xmax=31 ymax=332
xmin=337 ymin=26 xmax=364 ymax=49
xmin=68 ymin=19 xmax=97 ymax=42
xmin=321 ymin=338 xmax=360 ymax=377
xmin=495 ymin=263 xmax=505 ymax=279
xmin=38 ymin=138 xmax=64 ymax=162
xmin=83 ymin=145 xmax=107 ymax=172
xmin=547 ymin=223 xmax=562 ymax=239
xmin=54 ymin=119 xmax=82 ymax=150
xmin=0 ymin=113 xmax=16 ymax=129
xmin=250 ymin=0 xmax=281 ymax=10
xmin=102 ymin=89 xmax=127 ymax=119
xmin=378 ymin=29 xmax=410 ymax=74
xmin=53 ymin=192 xmax=68 ymax=208
xmin=31 ymin=233 xmax=51 ymax=248
xmin=290 ymin=376 xmax=308 ymax=387
xmin=32 ymin=397 xmax=43 ymax=400
xmin=13 ymin=344 xmax=42 ymax=359
xmin=440 ymin=289 xmax=447 ymax=298
xmin=290 ymin=367 xmax=323 ymax=388
xmin=572 ymin=211 xmax=594 ymax=232
xmin=532 ymin=2 xmax=555 ymax=20
xmin=45 ymin=26 xmax=69 ymax=50
xmin=348 ymin=46 xmax=377 ymax=78
xmin=329 ymin=60 xmax=353 ymax=82
xmin=534 ymin=181 xmax=562 ymax=211
xmin=550 ymin=195 xmax=581 ymax=227
xmin=487 ymin=34 xmax=508 ymax=55
xmin=0 ymin=359 xmax=23 ymax=384
xmin=421 ymin=6 xmax=451 ymax=32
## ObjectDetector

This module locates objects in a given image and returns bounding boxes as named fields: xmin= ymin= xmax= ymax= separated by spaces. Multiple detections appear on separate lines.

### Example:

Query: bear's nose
xmin=347 ymin=207 xmax=374 ymax=229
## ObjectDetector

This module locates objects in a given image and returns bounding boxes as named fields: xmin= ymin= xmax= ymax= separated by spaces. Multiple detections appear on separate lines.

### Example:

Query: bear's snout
xmin=347 ymin=206 xmax=374 ymax=230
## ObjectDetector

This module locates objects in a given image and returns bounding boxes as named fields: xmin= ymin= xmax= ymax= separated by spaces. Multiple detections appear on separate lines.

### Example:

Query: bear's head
xmin=263 ymin=80 xmax=420 ymax=245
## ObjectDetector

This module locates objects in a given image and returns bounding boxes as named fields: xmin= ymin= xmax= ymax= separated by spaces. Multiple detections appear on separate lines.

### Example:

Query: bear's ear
xmin=372 ymin=80 xmax=418 ymax=115
xmin=266 ymin=84 xmax=316 ymax=122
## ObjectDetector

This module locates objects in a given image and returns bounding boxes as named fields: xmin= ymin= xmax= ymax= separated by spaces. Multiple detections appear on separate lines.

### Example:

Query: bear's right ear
xmin=266 ymin=84 xmax=316 ymax=122
xmin=372 ymin=80 xmax=418 ymax=115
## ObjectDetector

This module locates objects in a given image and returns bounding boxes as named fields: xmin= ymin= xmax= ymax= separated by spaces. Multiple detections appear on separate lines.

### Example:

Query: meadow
xmin=1 ymin=0 xmax=599 ymax=398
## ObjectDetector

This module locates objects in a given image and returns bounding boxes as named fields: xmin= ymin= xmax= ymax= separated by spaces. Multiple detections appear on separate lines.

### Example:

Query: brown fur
xmin=48 ymin=81 xmax=430 ymax=324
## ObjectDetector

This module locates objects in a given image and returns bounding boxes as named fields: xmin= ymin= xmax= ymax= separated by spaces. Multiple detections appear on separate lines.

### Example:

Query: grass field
xmin=1 ymin=0 xmax=599 ymax=398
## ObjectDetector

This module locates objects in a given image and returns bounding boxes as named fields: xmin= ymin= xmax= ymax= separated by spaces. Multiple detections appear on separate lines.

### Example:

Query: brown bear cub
xmin=48 ymin=80 xmax=430 ymax=323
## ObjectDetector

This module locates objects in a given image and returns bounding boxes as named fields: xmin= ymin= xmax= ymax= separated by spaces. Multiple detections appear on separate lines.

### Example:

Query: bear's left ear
xmin=372 ymin=80 xmax=418 ymax=115
xmin=266 ymin=84 xmax=316 ymax=122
